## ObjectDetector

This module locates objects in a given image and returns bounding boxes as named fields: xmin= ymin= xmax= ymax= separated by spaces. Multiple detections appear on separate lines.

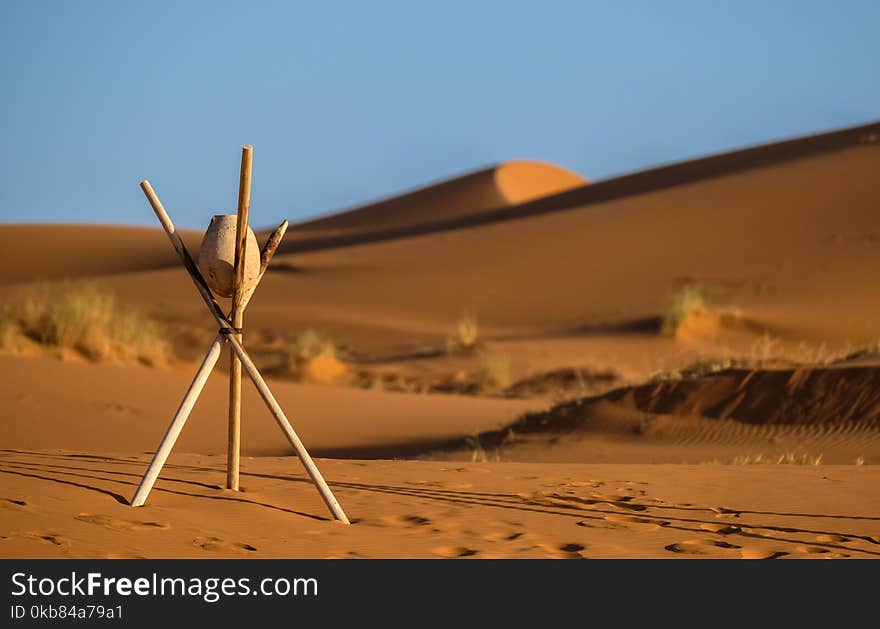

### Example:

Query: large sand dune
xmin=0 ymin=225 xmax=202 ymax=285
xmin=292 ymin=160 xmax=586 ymax=236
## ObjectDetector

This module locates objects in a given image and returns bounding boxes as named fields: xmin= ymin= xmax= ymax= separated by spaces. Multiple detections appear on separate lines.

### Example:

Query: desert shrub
xmin=0 ymin=309 xmax=27 ymax=353
xmin=0 ymin=282 xmax=168 ymax=366
xmin=464 ymin=434 xmax=487 ymax=462
xmin=286 ymin=328 xmax=336 ymax=363
xmin=732 ymin=452 xmax=823 ymax=466
xmin=447 ymin=311 xmax=479 ymax=353
xmin=661 ymin=284 xmax=708 ymax=336
xmin=476 ymin=350 xmax=511 ymax=393
xmin=284 ymin=329 xmax=348 ymax=384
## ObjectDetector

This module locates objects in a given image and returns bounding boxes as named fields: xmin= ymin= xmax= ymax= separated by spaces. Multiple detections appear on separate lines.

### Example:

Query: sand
xmin=2 ymin=452 xmax=877 ymax=559
xmin=1 ymin=120 xmax=879 ymax=558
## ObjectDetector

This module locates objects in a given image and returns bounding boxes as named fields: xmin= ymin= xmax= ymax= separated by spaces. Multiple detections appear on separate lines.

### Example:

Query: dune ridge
xmin=448 ymin=365 xmax=880 ymax=464
xmin=5 ymin=120 xmax=876 ymax=286
xmin=292 ymin=160 xmax=586 ymax=236
xmin=276 ymin=119 xmax=880 ymax=255
xmin=0 ymin=225 xmax=202 ymax=285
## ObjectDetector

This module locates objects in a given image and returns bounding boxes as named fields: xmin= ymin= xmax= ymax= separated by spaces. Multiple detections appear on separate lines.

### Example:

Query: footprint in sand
xmin=711 ymin=507 xmax=741 ymax=517
xmin=591 ymin=492 xmax=633 ymax=502
xmin=534 ymin=492 xmax=648 ymax=513
xmin=482 ymin=531 xmax=524 ymax=542
xmin=381 ymin=514 xmax=432 ymax=527
xmin=75 ymin=513 xmax=170 ymax=532
xmin=740 ymin=547 xmax=787 ymax=559
xmin=576 ymin=519 xmax=618 ymax=531
xmin=193 ymin=536 xmax=257 ymax=554
xmin=603 ymin=514 xmax=669 ymax=530
xmin=589 ymin=494 xmax=648 ymax=511
xmin=665 ymin=539 xmax=741 ymax=556
xmin=700 ymin=523 xmax=740 ymax=535
xmin=537 ymin=494 xmax=600 ymax=509
xmin=555 ymin=543 xmax=587 ymax=559
xmin=538 ymin=542 xmax=587 ymax=559
xmin=21 ymin=531 xmax=69 ymax=547
xmin=795 ymin=545 xmax=831 ymax=555
xmin=325 ymin=550 xmax=370 ymax=559
xmin=103 ymin=552 xmax=148 ymax=559
xmin=815 ymin=533 xmax=847 ymax=543
xmin=610 ymin=502 xmax=647 ymax=512
xmin=432 ymin=546 xmax=479 ymax=558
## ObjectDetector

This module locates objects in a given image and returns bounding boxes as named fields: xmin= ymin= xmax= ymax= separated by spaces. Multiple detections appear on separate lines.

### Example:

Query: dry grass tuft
xmin=0 ymin=282 xmax=168 ymax=366
xmin=660 ymin=284 xmax=708 ymax=336
xmin=286 ymin=329 xmax=337 ymax=363
xmin=731 ymin=452 xmax=824 ymax=466
xmin=284 ymin=329 xmax=348 ymax=384
xmin=446 ymin=311 xmax=480 ymax=353
xmin=476 ymin=350 xmax=511 ymax=393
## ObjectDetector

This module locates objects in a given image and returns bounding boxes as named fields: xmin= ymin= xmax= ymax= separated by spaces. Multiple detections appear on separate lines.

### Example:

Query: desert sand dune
xmin=0 ymin=224 xmax=203 ymax=285
xmin=2 ymin=122 xmax=880 ymax=558
xmin=24 ymin=119 xmax=868 ymax=376
xmin=5 ymin=123 xmax=879 ymax=343
xmin=291 ymin=160 xmax=586 ymax=236
xmin=275 ymin=119 xmax=880 ymax=256
xmin=229 ymin=136 xmax=880 ymax=361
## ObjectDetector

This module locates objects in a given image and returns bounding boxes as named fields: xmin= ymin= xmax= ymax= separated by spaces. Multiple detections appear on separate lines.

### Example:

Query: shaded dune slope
xmin=0 ymin=225 xmax=202 ymax=285
xmin=465 ymin=366 xmax=880 ymax=449
xmin=438 ymin=365 xmax=880 ymax=464
xmin=543 ymin=366 xmax=880 ymax=431
xmin=615 ymin=367 xmax=880 ymax=427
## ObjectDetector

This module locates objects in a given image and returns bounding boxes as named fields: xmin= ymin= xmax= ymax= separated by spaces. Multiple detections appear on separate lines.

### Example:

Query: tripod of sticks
xmin=129 ymin=146 xmax=349 ymax=524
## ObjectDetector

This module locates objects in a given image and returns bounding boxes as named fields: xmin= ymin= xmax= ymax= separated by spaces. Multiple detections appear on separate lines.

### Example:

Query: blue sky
xmin=1 ymin=1 xmax=878 ymax=228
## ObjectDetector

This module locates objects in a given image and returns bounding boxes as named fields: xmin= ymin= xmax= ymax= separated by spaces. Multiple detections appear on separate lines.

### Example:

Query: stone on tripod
xmin=198 ymin=214 xmax=260 ymax=298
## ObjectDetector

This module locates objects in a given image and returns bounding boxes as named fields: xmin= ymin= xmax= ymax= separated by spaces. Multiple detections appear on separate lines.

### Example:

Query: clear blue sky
xmin=2 ymin=1 xmax=878 ymax=228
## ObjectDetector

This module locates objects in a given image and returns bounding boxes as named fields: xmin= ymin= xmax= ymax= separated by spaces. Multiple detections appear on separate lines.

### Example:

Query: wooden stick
xmin=259 ymin=220 xmax=288 ymax=273
xmin=131 ymin=334 xmax=225 ymax=507
xmin=141 ymin=183 xmax=349 ymax=523
xmin=227 ymin=333 xmax=350 ymax=524
xmin=240 ymin=220 xmax=288 ymax=310
xmin=227 ymin=145 xmax=253 ymax=492
xmin=139 ymin=181 xmax=235 ymax=330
